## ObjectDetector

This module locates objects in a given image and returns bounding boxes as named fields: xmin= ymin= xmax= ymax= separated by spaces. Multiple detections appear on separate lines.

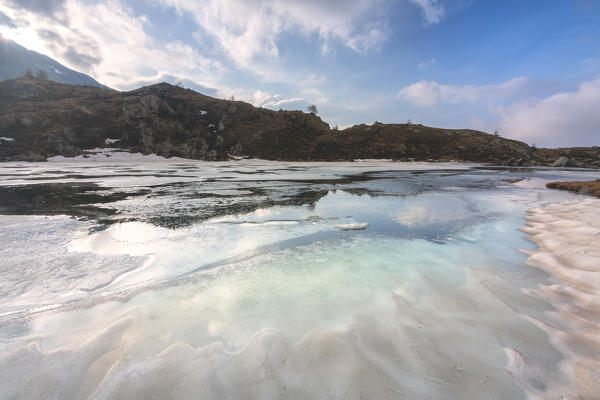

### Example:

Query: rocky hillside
xmin=1 ymin=76 xmax=599 ymax=167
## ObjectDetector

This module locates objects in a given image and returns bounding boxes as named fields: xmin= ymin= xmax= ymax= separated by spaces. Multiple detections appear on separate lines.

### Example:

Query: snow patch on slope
xmin=48 ymin=148 xmax=186 ymax=162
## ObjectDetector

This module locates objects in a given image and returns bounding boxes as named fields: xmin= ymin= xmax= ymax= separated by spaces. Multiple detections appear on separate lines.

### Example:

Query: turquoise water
xmin=0 ymin=161 xmax=598 ymax=399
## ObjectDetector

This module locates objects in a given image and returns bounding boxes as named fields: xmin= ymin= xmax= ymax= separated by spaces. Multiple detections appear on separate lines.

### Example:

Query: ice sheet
xmin=1 ymin=159 xmax=474 ymax=187
xmin=0 ymin=162 xmax=599 ymax=399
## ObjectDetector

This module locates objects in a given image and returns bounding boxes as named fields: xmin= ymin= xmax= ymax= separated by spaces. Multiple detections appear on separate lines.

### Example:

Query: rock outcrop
xmin=1 ymin=76 xmax=599 ymax=167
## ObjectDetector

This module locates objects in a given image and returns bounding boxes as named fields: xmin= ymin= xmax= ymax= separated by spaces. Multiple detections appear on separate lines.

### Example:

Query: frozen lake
xmin=0 ymin=160 xmax=599 ymax=399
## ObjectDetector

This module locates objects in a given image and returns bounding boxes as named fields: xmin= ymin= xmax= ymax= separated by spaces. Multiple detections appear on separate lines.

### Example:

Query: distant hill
xmin=0 ymin=35 xmax=105 ymax=88
xmin=0 ymin=76 xmax=598 ymax=167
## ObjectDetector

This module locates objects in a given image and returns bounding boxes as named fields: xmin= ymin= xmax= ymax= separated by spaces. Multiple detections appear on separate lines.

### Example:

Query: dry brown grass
xmin=546 ymin=181 xmax=600 ymax=197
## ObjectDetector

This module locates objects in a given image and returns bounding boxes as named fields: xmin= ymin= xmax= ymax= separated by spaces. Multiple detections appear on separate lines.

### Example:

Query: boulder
xmin=551 ymin=156 xmax=569 ymax=167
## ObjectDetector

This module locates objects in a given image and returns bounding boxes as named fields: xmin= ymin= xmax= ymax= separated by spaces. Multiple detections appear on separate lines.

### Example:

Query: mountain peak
xmin=0 ymin=37 xmax=107 ymax=88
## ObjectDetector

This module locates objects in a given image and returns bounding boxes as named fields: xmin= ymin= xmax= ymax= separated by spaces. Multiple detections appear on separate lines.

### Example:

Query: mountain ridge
xmin=0 ymin=35 xmax=106 ymax=88
xmin=0 ymin=76 xmax=598 ymax=168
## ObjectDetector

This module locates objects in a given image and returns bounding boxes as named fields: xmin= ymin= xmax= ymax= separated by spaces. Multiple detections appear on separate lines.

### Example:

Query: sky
xmin=1 ymin=0 xmax=599 ymax=147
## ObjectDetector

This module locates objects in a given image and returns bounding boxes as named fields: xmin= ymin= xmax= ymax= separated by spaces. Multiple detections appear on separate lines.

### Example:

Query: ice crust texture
xmin=0 ymin=160 xmax=599 ymax=399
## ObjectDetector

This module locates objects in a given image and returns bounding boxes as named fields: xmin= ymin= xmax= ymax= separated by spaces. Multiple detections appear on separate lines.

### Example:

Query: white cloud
xmin=262 ymin=97 xmax=306 ymax=109
xmin=159 ymin=0 xmax=392 ymax=71
xmin=408 ymin=0 xmax=445 ymax=25
xmin=252 ymin=90 xmax=272 ymax=107
xmin=0 ymin=0 xmax=224 ymax=91
xmin=246 ymin=81 xmax=329 ymax=111
xmin=346 ymin=22 xmax=388 ymax=55
xmin=417 ymin=57 xmax=436 ymax=70
xmin=397 ymin=77 xmax=532 ymax=107
xmin=248 ymin=90 xmax=312 ymax=111
xmin=301 ymin=87 xmax=330 ymax=104
xmin=496 ymin=76 xmax=600 ymax=147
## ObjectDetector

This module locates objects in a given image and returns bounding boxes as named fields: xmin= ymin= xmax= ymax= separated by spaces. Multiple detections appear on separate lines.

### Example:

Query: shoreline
xmin=546 ymin=180 xmax=600 ymax=197
xmin=520 ymin=197 xmax=600 ymax=398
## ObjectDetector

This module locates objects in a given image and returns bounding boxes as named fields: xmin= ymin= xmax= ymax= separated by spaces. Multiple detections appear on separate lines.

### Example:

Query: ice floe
xmin=334 ymin=222 xmax=369 ymax=230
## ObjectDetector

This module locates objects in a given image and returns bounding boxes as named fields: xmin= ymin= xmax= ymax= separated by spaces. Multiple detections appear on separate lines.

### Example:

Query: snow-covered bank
xmin=47 ymin=148 xmax=187 ymax=162
xmin=521 ymin=198 xmax=600 ymax=399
